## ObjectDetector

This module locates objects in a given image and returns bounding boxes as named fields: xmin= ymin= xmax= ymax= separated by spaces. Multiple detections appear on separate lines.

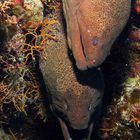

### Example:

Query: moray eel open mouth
xmin=62 ymin=0 xmax=131 ymax=70
xmin=59 ymin=118 xmax=94 ymax=140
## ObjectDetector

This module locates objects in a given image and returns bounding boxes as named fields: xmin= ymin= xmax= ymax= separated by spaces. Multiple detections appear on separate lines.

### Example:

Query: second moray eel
xmin=62 ymin=0 xmax=131 ymax=70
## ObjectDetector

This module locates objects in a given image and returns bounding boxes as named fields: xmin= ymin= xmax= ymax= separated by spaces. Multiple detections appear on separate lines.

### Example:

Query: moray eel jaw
xmin=62 ymin=0 xmax=131 ymax=70
xmin=59 ymin=117 xmax=94 ymax=140
xmin=50 ymin=88 xmax=103 ymax=140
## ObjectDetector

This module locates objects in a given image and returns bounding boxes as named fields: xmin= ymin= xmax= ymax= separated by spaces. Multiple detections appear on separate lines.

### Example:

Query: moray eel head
xmin=62 ymin=0 xmax=131 ymax=70
xmin=50 ymin=88 xmax=103 ymax=139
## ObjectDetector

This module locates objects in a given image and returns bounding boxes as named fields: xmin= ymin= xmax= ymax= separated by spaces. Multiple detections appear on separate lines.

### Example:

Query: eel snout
xmin=68 ymin=113 xmax=89 ymax=130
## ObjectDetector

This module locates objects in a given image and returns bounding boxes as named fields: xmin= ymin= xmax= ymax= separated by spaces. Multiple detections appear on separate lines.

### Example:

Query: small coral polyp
xmin=135 ymin=0 xmax=140 ymax=13
xmin=0 ymin=0 xmax=13 ymax=12
xmin=127 ymin=88 xmax=140 ymax=128
xmin=129 ymin=114 xmax=140 ymax=128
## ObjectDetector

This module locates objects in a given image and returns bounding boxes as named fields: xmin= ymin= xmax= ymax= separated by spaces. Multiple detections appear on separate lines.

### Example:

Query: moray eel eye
xmin=88 ymin=104 xmax=94 ymax=112
xmin=63 ymin=103 xmax=69 ymax=111
xmin=92 ymin=36 xmax=98 ymax=46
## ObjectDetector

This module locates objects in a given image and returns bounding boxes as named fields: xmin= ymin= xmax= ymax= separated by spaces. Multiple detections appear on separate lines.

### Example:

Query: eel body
xmin=39 ymin=12 xmax=104 ymax=139
xmin=62 ymin=0 xmax=131 ymax=70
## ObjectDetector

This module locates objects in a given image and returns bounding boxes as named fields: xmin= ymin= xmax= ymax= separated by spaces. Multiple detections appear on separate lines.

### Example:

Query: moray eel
xmin=62 ymin=0 xmax=131 ymax=70
xmin=39 ymin=13 xmax=104 ymax=140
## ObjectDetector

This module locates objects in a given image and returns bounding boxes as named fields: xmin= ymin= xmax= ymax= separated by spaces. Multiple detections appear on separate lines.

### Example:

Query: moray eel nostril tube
xmin=62 ymin=0 xmax=131 ymax=70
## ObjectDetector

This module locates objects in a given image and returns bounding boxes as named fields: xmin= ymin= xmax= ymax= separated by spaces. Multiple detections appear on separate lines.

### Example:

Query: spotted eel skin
xmin=62 ymin=0 xmax=131 ymax=70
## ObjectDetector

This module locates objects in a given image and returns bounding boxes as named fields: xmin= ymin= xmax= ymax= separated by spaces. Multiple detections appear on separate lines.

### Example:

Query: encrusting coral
xmin=0 ymin=0 xmax=59 ymax=139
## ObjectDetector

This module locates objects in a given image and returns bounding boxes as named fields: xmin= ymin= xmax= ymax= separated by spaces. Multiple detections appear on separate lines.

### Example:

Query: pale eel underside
xmin=62 ymin=0 xmax=131 ymax=70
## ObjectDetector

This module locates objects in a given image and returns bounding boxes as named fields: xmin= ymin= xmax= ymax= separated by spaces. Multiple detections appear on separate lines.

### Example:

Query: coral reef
xmin=0 ymin=0 xmax=50 ymax=139
xmin=0 ymin=0 xmax=140 ymax=139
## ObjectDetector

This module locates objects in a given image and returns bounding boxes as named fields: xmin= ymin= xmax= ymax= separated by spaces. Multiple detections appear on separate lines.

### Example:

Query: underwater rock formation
xmin=62 ymin=0 xmax=131 ymax=70
xmin=39 ymin=12 xmax=104 ymax=140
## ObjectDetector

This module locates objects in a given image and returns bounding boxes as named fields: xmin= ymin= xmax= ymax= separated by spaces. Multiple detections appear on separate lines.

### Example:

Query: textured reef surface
xmin=0 ymin=0 xmax=140 ymax=140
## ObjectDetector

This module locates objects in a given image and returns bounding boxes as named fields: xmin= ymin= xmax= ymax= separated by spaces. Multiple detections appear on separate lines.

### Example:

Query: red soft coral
xmin=14 ymin=0 xmax=24 ymax=6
